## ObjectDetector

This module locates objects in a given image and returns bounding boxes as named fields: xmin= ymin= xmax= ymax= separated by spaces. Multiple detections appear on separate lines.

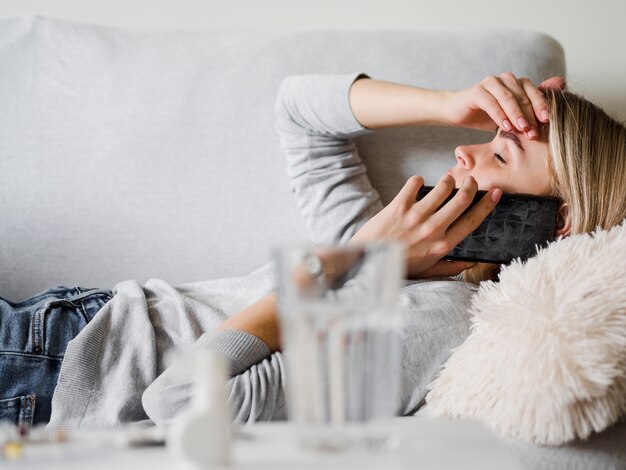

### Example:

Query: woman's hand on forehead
xmin=442 ymin=72 xmax=565 ymax=140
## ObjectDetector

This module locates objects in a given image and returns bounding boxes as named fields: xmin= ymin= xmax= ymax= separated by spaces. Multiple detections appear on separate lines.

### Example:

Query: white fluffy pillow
xmin=421 ymin=220 xmax=626 ymax=445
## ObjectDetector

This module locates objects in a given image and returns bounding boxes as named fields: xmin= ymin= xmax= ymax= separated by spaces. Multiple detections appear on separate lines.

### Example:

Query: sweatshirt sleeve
xmin=275 ymin=73 xmax=384 ymax=244
xmin=142 ymin=329 xmax=286 ymax=425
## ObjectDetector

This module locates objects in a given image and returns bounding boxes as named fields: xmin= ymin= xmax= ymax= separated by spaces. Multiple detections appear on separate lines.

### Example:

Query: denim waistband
xmin=0 ymin=285 xmax=115 ymax=357
xmin=0 ymin=285 xmax=115 ymax=427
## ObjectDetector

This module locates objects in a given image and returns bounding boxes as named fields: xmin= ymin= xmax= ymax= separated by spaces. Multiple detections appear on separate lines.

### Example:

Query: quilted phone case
xmin=416 ymin=186 xmax=560 ymax=264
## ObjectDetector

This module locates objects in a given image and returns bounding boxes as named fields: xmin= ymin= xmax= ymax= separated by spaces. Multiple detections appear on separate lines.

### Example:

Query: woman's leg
xmin=0 ymin=285 xmax=114 ymax=427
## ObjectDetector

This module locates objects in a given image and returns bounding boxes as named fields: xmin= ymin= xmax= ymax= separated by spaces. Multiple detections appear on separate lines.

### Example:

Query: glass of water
xmin=274 ymin=242 xmax=405 ymax=452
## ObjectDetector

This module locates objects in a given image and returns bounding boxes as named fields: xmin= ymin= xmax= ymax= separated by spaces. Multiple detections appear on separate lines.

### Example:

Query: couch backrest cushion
xmin=0 ymin=16 xmax=564 ymax=300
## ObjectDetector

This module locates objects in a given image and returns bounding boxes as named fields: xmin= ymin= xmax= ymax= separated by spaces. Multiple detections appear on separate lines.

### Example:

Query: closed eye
xmin=494 ymin=153 xmax=506 ymax=165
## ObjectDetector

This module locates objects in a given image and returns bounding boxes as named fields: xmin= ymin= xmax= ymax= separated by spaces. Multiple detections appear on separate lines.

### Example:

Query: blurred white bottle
xmin=167 ymin=351 xmax=231 ymax=467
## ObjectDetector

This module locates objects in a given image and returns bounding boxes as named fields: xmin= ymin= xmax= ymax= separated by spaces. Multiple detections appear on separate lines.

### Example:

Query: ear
xmin=555 ymin=202 xmax=571 ymax=238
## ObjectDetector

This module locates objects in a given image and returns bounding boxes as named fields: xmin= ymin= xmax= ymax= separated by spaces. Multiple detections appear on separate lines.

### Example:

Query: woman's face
xmin=447 ymin=124 xmax=551 ymax=195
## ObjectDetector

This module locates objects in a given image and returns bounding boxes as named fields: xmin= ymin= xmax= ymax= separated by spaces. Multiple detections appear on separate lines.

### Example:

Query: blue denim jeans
xmin=0 ymin=285 xmax=114 ymax=427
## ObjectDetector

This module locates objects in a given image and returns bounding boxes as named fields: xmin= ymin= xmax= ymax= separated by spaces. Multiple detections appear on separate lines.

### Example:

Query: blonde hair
xmin=463 ymin=89 xmax=626 ymax=285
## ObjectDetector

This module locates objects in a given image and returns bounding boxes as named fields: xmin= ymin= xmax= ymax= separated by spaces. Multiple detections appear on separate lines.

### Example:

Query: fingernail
xmin=491 ymin=188 xmax=502 ymax=202
xmin=517 ymin=117 xmax=529 ymax=129
xmin=528 ymin=127 xmax=538 ymax=139
xmin=502 ymin=119 xmax=513 ymax=131
xmin=541 ymin=109 xmax=549 ymax=121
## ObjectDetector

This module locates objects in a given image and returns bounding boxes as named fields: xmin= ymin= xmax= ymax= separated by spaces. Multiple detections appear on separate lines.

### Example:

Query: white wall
xmin=2 ymin=0 xmax=624 ymax=120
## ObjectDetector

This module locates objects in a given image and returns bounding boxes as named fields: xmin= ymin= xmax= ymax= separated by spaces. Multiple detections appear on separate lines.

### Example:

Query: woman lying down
xmin=1 ymin=71 xmax=625 ymax=429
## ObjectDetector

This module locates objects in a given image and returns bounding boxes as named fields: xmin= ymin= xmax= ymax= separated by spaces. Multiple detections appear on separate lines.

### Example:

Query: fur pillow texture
xmin=421 ymin=220 xmax=626 ymax=446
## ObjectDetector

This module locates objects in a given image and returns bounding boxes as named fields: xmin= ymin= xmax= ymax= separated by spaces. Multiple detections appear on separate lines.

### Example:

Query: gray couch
xmin=0 ymin=15 xmax=624 ymax=469
xmin=0 ymin=16 xmax=565 ymax=300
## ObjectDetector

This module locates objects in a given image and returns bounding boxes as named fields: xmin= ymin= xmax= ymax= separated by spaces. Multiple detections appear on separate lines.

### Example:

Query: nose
xmin=455 ymin=145 xmax=475 ymax=170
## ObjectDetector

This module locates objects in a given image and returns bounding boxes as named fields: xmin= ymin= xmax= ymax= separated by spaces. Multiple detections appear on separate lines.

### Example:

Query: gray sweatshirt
xmin=48 ymin=73 xmax=478 ymax=429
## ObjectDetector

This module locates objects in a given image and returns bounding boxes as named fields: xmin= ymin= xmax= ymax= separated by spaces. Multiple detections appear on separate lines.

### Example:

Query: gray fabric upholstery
xmin=0 ymin=16 xmax=564 ymax=300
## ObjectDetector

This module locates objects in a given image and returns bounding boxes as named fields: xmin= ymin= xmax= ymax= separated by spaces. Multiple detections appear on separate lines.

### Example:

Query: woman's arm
xmin=348 ymin=73 xmax=561 ymax=138
xmin=348 ymin=78 xmax=448 ymax=130
xmin=213 ymin=248 xmax=365 ymax=352
xmin=275 ymin=73 xmax=383 ymax=245
xmin=214 ymin=293 xmax=280 ymax=352
xmin=142 ymin=337 xmax=288 ymax=425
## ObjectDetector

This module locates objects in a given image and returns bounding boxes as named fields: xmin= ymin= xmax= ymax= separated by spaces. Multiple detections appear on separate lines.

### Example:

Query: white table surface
xmin=4 ymin=417 xmax=523 ymax=469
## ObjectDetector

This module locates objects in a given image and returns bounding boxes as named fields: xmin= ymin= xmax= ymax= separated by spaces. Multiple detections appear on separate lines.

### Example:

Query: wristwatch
xmin=302 ymin=253 xmax=326 ymax=286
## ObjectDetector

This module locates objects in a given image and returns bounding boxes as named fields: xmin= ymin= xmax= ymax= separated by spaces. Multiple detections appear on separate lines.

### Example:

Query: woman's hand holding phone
xmin=349 ymin=174 xmax=501 ymax=279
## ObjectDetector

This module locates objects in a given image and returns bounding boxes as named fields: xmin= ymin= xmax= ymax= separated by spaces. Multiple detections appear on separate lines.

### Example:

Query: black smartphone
xmin=416 ymin=186 xmax=561 ymax=264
